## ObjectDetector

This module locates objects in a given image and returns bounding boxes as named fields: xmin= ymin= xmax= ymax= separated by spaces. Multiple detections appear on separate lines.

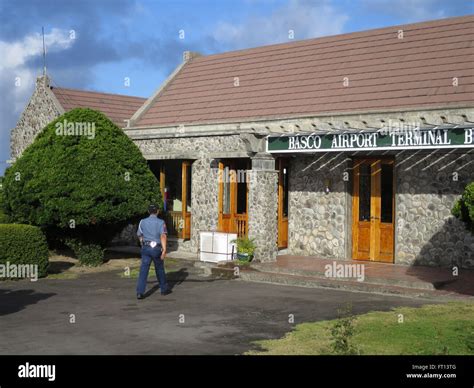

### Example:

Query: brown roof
xmin=51 ymin=87 xmax=146 ymax=128
xmin=135 ymin=15 xmax=474 ymax=127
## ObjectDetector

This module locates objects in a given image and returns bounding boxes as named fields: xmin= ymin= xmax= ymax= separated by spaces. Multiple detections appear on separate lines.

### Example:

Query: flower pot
xmin=236 ymin=252 xmax=253 ymax=262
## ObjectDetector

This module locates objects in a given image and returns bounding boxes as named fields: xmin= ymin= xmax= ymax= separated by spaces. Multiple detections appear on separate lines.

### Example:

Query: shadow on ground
xmin=0 ymin=288 xmax=56 ymax=316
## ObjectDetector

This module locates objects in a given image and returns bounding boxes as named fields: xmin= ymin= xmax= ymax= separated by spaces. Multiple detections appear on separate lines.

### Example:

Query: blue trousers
xmin=136 ymin=246 xmax=168 ymax=294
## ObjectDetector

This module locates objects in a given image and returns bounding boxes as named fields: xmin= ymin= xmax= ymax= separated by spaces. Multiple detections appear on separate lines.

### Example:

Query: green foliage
xmin=329 ymin=303 xmax=358 ymax=355
xmin=232 ymin=237 xmax=256 ymax=255
xmin=64 ymin=237 xmax=104 ymax=267
xmin=0 ymin=178 xmax=9 ymax=223
xmin=0 ymin=224 xmax=49 ymax=278
xmin=2 ymin=108 xmax=161 ymax=265
xmin=452 ymin=182 xmax=474 ymax=232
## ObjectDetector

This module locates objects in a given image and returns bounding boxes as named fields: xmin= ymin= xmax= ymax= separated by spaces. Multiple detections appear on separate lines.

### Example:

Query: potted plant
xmin=232 ymin=236 xmax=256 ymax=262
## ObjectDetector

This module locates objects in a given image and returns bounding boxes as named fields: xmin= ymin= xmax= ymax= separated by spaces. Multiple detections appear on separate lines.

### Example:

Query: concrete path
xmin=0 ymin=266 xmax=429 ymax=355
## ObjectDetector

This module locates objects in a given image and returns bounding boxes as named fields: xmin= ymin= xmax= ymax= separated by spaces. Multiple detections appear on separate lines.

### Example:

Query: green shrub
xmin=0 ymin=179 xmax=9 ymax=223
xmin=64 ymin=237 xmax=104 ymax=267
xmin=0 ymin=210 xmax=9 ymax=224
xmin=452 ymin=182 xmax=474 ymax=232
xmin=232 ymin=237 xmax=256 ymax=261
xmin=2 ymin=108 xmax=161 ymax=265
xmin=0 ymin=224 xmax=49 ymax=278
xmin=330 ymin=303 xmax=359 ymax=355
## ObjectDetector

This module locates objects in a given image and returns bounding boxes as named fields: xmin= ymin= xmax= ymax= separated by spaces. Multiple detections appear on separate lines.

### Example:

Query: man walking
xmin=136 ymin=204 xmax=170 ymax=299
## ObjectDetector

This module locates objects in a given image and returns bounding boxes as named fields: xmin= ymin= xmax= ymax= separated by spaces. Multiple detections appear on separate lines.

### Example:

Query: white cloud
xmin=212 ymin=0 xmax=349 ymax=49
xmin=0 ymin=29 xmax=75 ymax=169
xmin=0 ymin=28 xmax=74 ymax=70
xmin=362 ymin=0 xmax=468 ymax=22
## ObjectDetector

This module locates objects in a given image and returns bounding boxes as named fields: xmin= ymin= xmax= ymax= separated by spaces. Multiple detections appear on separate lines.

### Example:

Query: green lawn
xmin=248 ymin=303 xmax=474 ymax=355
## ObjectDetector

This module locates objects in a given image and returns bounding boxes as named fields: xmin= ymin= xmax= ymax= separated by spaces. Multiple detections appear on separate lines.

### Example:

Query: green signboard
xmin=267 ymin=127 xmax=474 ymax=153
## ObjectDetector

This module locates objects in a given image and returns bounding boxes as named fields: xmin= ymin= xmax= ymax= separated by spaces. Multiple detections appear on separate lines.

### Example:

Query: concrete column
xmin=247 ymin=153 xmax=278 ymax=262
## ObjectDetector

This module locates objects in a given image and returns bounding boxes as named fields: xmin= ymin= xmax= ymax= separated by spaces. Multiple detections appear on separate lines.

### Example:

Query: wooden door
xmin=352 ymin=158 xmax=394 ymax=262
xmin=218 ymin=160 xmax=248 ymax=237
xmin=277 ymin=159 xmax=289 ymax=249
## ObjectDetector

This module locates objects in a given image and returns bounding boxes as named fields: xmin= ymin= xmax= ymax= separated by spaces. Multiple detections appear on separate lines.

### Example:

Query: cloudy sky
xmin=0 ymin=0 xmax=472 ymax=174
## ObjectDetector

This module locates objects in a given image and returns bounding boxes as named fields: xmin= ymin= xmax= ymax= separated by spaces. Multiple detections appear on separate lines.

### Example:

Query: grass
xmin=247 ymin=303 xmax=474 ymax=355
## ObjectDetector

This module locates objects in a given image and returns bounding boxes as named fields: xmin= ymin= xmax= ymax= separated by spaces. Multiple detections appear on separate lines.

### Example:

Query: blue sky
xmin=1 ymin=0 xmax=473 ymax=174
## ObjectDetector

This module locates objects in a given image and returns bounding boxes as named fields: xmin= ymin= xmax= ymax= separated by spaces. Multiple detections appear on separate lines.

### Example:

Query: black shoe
xmin=161 ymin=290 xmax=171 ymax=296
xmin=137 ymin=293 xmax=144 ymax=300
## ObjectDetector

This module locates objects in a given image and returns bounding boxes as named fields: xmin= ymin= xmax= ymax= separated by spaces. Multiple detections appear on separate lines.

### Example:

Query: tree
xmin=2 ymin=108 xmax=161 ymax=265
xmin=452 ymin=182 xmax=474 ymax=233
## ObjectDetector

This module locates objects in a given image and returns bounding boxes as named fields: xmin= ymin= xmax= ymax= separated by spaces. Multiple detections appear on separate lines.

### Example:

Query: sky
xmin=0 ymin=0 xmax=473 ymax=175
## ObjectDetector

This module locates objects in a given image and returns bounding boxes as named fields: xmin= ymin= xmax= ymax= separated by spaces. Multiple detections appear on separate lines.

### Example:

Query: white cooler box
xmin=200 ymin=231 xmax=237 ymax=263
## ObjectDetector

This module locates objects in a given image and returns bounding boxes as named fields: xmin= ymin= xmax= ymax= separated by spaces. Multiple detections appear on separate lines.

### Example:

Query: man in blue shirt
xmin=136 ymin=204 xmax=169 ymax=299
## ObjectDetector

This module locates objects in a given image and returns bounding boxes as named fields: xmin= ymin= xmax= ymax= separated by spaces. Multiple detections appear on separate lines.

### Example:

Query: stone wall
xmin=190 ymin=157 xmax=220 ymax=252
xmin=287 ymin=150 xmax=473 ymax=268
xmin=10 ymin=76 xmax=63 ymax=160
xmin=134 ymin=134 xmax=247 ymax=158
xmin=133 ymin=134 xmax=250 ymax=253
xmin=288 ymin=153 xmax=350 ymax=259
xmin=395 ymin=151 xmax=474 ymax=268
xmin=247 ymin=168 xmax=278 ymax=262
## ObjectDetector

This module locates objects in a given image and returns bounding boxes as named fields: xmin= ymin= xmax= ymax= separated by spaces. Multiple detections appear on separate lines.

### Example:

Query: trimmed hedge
xmin=0 ymin=224 xmax=49 ymax=278
xmin=2 ymin=108 xmax=161 ymax=266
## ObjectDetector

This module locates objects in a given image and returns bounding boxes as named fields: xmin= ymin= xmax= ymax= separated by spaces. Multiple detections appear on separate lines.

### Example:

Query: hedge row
xmin=0 ymin=224 xmax=49 ymax=278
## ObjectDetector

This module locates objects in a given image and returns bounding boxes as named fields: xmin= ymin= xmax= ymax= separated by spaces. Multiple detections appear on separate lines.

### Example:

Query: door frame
xmin=217 ymin=159 xmax=249 ymax=237
xmin=159 ymin=160 xmax=192 ymax=240
xmin=351 ymin=157 xmax=395 ymax=262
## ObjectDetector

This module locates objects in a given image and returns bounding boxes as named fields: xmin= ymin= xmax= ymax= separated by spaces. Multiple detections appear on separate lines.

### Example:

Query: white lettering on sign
xmin=288 ymin=135 xmax=322 ymax=150
xmin=280 ymin=128 xmax=473 ymax=152
xmin=331 ymin=133 xmax=378 ymax=149
xmin=390 ymin=129 xmax=451 ymax=147
xmin=465 ymin=128 xmax=473 ymax=145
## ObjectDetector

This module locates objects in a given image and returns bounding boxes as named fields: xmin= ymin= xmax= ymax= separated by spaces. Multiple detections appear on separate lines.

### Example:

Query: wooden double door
xmin=352 ymin=158 xmax=395 ymax=262
xmin=218 ymin=159 xmax=249 ymax=237
xmin=158 ymin=160 xmax=191 ymax=239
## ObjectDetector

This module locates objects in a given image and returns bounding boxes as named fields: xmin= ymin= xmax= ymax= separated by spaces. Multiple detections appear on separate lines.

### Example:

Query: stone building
xmin=10 ymin=76 xmax=146 ymax=160
xmin=10 ymin=15 xmax=474 ymax=267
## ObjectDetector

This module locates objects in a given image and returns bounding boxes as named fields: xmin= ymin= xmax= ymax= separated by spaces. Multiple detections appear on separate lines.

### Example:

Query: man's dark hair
xmin=148 ymin=204 xmax=158 ymax=214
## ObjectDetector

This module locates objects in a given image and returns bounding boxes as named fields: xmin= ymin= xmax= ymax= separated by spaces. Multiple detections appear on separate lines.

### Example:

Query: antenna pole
xmin=42 ymin=26 xmax=46 ymax=76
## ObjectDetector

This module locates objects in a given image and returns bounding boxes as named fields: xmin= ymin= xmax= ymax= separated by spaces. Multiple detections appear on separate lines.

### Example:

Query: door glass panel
xmin=237 ymin=180 xmax=246 ymax=214
xmin=235 ymin=160 xmax=248 ymax=214
xmin=185 ymin=164 xmax=192 ymax=212
xmin=282 ymin=166 xmax=289 ymax=217
xmin=358 ymin=163 xmax=371 ymax=221
xmin=223 ymin=167 xmax=231 ymax=214
xmin=381 ymin=163 xmax=393 ymax=223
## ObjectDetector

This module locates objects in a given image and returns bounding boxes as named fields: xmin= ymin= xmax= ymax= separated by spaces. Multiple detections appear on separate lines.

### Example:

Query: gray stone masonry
xmin=287 ymin=150 xmax=473 ymax=268
xmin=247 ymin=155 xmax=278 ymax=262
xmin=190 ymin=157 xmax=220 ymax=251
xmin=10 ymin=76 xmax=63 ymax=160
xmin=395 ymin=151 xmax=474 ymax=268
xmin=288 ymin=153 xmax=349 ymax=259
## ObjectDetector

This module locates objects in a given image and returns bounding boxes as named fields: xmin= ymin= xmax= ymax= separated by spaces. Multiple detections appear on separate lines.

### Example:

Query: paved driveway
xmin=0 ymin=266 xmax=427 ymax=355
